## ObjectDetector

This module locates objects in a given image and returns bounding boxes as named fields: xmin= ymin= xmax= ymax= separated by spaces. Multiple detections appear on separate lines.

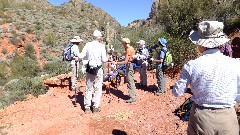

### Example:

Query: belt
xmin=194 ymin=103 xmax=231 ymax=110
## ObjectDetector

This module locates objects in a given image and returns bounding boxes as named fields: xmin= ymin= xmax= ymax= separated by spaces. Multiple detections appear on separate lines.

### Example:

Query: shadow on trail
xmin=135 ymin=82 xmax=157 ymax=94
xmin=68 ymin=90 xmax=85 ymax=111
xmin=102 ymin=85 xmax=129 ymax=100
xmin=112 ymin=129 xmax=127 ymax=135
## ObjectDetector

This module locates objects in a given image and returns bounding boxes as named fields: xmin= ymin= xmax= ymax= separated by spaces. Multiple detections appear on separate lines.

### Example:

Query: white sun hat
xmin=93 ymin=30 xmax=102 ymax=37
xmin=189 ymin=21 xmax=229 ymax=48
xmin=70 ymin=36 xmax=83 ymax=43
xmin=137 ymin=40 xmax=145 ymax=45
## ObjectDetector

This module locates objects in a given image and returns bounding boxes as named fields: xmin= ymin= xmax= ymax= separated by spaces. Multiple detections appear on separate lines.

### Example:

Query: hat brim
xmin=70 ymin=39 xmax=83 ymax=43
xmin=189 ymin=30 xmax=229 ymax=48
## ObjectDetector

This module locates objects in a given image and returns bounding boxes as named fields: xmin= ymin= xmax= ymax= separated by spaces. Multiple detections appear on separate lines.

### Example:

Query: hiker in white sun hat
xmin=135 ymin=39 xmax=149 ymax=88
xmin=69 ymin=36 xmax=83 ymax=91
xmin=78 ymin=29 xmax=108 ymax=114
xmin=173 ymin=21 xmax=240 ymax=135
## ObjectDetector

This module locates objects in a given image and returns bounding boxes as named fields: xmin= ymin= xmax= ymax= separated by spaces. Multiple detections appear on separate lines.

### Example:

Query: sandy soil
xmin=0 ymin=71 xmax=193 ymax=135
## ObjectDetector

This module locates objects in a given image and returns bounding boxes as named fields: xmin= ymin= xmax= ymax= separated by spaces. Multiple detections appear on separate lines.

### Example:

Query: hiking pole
xmin=74 ymin=61 xmax=78 ymax=107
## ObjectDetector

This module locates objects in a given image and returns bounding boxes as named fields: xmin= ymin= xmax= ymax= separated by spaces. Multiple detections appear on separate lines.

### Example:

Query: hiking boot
xmin=84 ymin=108 xmax=91 ymax=114
xmin=125 ymin=98 xmax=136 ymax=103
xmin=93 ymin=107 xmax=101 ymax=114
xmin=155 ymin=91 xmax=163 ymax=96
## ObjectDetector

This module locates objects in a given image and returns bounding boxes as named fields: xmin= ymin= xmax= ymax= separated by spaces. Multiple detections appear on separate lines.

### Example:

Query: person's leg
xmin=92 ymin=68 xmax=103 ymax=111
xmin=141 ymin=62 xmax=147 ymax=86
xmin=71 ymin=62 xmax=77 ymax=90
xmin=126 ymin=63 xmax=136 ymax=102
xmin=139 ymin=65 xmax=143 ymax=86
xmin=84 ymin=73 xmax=94 ymax=111
xmin=214 ymin=107 xmax=239 ymax=135
xmin=160 ymin=68 xmax=166 ymax=93
xmin=156 ymin=66 xmax=161 ymax=95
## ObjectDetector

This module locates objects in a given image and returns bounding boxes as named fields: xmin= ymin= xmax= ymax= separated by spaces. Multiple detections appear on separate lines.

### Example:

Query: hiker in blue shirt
xmin=150 ymin=37 xmax=168 ymax=96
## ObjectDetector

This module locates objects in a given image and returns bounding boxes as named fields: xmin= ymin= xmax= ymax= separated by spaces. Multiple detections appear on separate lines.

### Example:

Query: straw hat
xmin=70 ymin=36 xmax=83 ymax=43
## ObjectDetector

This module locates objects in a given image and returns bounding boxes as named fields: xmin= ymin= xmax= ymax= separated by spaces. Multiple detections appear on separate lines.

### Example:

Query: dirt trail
xmin=0 ymin=71 xmax=191 ymax=135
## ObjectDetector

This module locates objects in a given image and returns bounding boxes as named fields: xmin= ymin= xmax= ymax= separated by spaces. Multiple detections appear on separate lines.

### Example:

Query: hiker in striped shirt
xmin=173 ymin=21 xmax=240 ymax=135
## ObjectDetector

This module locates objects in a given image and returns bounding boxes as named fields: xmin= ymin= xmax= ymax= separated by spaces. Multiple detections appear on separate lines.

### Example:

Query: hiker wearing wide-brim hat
xmin=78 ymin=30 xmax=108 ymax=114
xmin=69 ymin=36 xmax=83 ymax=91
xmin=150 ymin=37 xmax=168 ymax=96
xmin=172 ymin=21 xmax=240 ymax=135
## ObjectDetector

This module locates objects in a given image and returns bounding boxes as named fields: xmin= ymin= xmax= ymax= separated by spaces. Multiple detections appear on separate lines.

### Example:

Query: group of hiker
xmin=65 ymin=20 xmax=240 ymax=135
xmin=64 ymin=29 xmax=170 ymax=113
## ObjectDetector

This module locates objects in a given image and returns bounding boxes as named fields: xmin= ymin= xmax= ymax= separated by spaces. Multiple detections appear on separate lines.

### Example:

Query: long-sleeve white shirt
xmin=70 ymin=44 xmax=80 ymax=65
xmin=172 ymin=49 xmax=240 ymax=108
xmin=78 ymin=40 xmax=108 ymax=66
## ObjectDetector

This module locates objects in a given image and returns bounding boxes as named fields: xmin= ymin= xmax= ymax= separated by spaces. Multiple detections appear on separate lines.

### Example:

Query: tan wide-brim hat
xmin=70 ymin=36 xmax=83 ymax=43
xmin=189 ymin=21 xmax=229 ymax=48
xmin=122 ymin=38 xmax=130 ymax=44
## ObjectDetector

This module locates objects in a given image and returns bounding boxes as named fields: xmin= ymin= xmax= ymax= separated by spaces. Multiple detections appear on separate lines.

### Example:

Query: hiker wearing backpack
xmin=150 ymin=37 xmax=168 ymax=96
xmin=172 ymin=21 xmax=240 ymax=135
xmin=135 ymin=40 xmax=149 ymax=88
xmin=67 ymin=36 xmax=83 ymax=91
xmin=77 ymin=30 xmax=108 ymax=114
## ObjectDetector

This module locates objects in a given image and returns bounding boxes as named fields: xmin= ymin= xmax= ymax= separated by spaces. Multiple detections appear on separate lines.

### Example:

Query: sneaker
xmin=84 ymin=108 xmax=91 ymax=114
xmin=93 ymin=107 xmax=101 ymax=114
xmin=125 ymin=98 xmax=136 ymax=103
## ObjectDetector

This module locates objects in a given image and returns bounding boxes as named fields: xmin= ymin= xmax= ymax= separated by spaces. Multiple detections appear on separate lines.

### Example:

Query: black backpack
xmin=174 ymin=97 xmax=193 ymax=121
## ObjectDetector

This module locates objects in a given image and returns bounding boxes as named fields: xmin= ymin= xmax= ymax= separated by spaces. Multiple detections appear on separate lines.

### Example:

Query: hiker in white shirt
xmin=135 ymin=40 xmax=149 ymax=88
xmin=172 ymin=21 xmax=240 ymax=135
xmin=78 ymin=30 xmax=108 ymax=114
xmin=69 ymin=36 xmax=83 ymax=91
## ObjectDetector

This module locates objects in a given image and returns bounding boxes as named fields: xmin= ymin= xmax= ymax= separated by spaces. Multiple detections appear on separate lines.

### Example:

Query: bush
xmin=24 ymin=43 xmax=36 ymax=60
xmin=10 ymin=56 xmax=40 ymax=78
xmin=43 ymin=32 xmax=56 ymax=47
xmin=9 ymin=37 xmax=21 ymax=46
xmin=0 ymin=77 xmax=47 ymax=109
xmin=43 ymin=60 xmax=72 ymax=76
xmin=1 ymin=48 xmax=7 ymax=54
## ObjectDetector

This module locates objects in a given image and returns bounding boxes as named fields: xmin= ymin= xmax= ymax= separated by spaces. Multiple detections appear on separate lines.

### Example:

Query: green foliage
xmin=43 ymin=32 xmax=56 ymax=47
xmin=24 ymin=43 xmax=36 ymax=60
xmin=10 ymin=56 xmax=40 ymax=78
xmin=43 ymin=60 xmax=71 ymax=76
xmin=1 ymin=48 xmax=7 ymax=54
xmin=9 ymin=37 xmax=21 ymax=46
xmin=0 ymin=77 xmax=47 ymax=109
xmin=0 ymin=0 xmax=11 ymax=11
xmin=0 ymin=61 xmax=9 ymax=85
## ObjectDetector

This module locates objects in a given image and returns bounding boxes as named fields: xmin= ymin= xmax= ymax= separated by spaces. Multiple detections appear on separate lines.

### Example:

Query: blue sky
xmin=48 ymin=0 xmax=154 ymax=26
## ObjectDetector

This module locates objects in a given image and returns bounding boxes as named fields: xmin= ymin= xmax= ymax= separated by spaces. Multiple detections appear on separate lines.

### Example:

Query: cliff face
xmin=127 ymin=0 xmax=161 ymax=28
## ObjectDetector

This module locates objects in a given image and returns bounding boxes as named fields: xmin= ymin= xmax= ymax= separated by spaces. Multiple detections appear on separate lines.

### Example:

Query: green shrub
xmin=10 ymin=56 xmax=40 ymax=78
xmin=9 ymin=37 xmax=21 ymax=46
xmin=43 ymin=32 xmax=56 ymax=47
xmin=0 ymin=77 xmax=47 ymax=109
xmin=24 ymin=43 xmax=36 ymax=60
xmin=1 ymin=48 xmax=7 ymax=54
xmin=43 ymin=60 xmax=71 ymax=76
xmin=19 ymin=34 xmax=26 ymax=41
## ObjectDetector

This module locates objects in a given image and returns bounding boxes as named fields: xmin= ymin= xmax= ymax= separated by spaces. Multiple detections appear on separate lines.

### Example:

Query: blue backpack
xmin=62 ymin=44 xmax=73 ymax=61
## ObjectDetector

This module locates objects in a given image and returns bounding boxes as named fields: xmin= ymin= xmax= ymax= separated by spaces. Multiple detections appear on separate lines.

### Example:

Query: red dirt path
xmin=0 ymin=71 xmax=192 ymax=135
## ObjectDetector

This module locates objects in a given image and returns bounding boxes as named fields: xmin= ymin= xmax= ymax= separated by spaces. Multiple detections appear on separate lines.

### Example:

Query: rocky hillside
xmin=0 ymin=0 xmax=122 ymax=62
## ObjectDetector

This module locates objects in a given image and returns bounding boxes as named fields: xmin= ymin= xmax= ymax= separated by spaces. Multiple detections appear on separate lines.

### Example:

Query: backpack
xmin=219 ymin=44 xmax=232 ymax=57
xmin=162 ymin=49 xmax=173 ymax=67
xmin=174 ymin=97 xmax=193 ymax=121
xmin=62 ymin=44 xmax=73 ymax=61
